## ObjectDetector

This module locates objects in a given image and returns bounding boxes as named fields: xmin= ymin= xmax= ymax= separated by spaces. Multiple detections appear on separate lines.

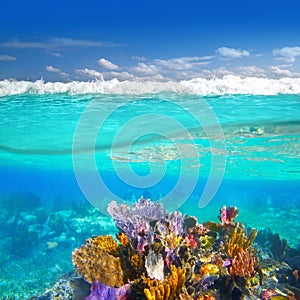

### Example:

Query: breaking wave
xmin=1 ymin=75 xmax=300 ymax=97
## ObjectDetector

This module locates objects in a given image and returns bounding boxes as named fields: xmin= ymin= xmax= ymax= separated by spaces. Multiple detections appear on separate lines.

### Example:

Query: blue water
xmin=0 ymin=92 xmax=300 ymax=297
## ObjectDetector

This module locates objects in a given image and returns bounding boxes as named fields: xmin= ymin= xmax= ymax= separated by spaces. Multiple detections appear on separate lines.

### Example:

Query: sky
xmin=1 ymin=0 xmax=300 ymax=81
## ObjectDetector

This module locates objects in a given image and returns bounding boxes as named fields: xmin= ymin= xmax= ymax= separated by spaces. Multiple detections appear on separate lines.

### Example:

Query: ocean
xmin=0 ymin=76 xmax=299 ymax=298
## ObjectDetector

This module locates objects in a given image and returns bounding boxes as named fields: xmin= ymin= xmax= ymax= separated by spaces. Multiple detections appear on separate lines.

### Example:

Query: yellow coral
xmin=143 ymin=265 xmax=186 ymax=300
xmin=196 ymin=296 xmax=216 ymax=300
xmin=200 ymin=263 xmax=219 ymax=276
xmin=224 ymin=222 xmax=257 ymax=258
xmin=72 ymin=235 xmax=124 ymax=286
xmin=165 ymin=232 xmax=182 ymax=250
xmin=93 ymin=235 xmax=120 ymax=256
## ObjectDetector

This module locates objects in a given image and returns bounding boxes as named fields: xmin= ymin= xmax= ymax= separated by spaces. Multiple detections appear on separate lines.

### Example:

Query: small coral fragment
xmin=116 ymin=232 xmax=129 ymax=246
xmin=200 ymin=263 xmax=219 ymax=276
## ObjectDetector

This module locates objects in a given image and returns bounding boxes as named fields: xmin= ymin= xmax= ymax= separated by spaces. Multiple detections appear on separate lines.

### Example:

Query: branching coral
xmin=143 ymin=265 xmax=186 ymax=300
xmin=229 ymin=248 xmax=258 ymax=279
xmin=224 ymin=222 xmax=258 ymax=258
xmin=107 ymin=198 xmax=165 ymax=252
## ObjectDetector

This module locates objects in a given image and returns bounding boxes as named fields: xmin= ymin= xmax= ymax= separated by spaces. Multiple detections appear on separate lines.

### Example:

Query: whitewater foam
xmin=1 ymin=75 xmax=300 ymax=97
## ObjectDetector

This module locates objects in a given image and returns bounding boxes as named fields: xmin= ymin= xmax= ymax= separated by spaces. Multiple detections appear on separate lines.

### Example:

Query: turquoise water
xmin=0 ymin=91 xmax=300 ymax=297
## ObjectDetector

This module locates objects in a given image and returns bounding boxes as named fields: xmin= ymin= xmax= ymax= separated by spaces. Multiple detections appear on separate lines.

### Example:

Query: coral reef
xmin=70 ymin=197 xmax=270 ymax=299
xmin=43 ymin=196 xmax=299 ymax=300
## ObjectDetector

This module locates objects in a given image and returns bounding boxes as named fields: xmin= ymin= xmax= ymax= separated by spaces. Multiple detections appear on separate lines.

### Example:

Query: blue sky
xmin=1 ymin=0 xmax=300 ymax=81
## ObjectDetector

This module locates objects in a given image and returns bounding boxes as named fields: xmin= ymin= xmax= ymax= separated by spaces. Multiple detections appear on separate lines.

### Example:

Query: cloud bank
xmin=0 ymin=38 xmax=121 ymax=49
xmin=272 ymin=46 xmax=300 ymax=63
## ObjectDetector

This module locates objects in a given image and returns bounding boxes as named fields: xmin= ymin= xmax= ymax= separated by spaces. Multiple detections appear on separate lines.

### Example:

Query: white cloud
xmin=97 ymin=58 xmax=119 ymax=70
xmin=46 ymin=51 xmax=63 ymax=57
xmin=154 ymin=56 xmax=212 ymax=70
xmin=217 ymin=47 xmax=250 ymax=59
xmin=102 ymin=71 xmax=135 ymax=81
xmin=132 ymin=56 xmax=147 ymax=61
xmin=272 ymin=46 xmax=300 ymax=63
xmin=131 ymin=56 xmax=212 ymax=79
xmin=0 ymin=54 xmax=17 ymax=61
xmin=132 ymin=62 xmax=160 ymax=76
xmin=235 ymin=66 xmax=267 ymax=78
xmin=45 ymin=65 xmax=68 ymax=77
xmin=200 ymin=67 xmax=235 ymax=78
xmin=270 ymin=66 xmax=300 ymax=77
xmin=45 ymin=65 xmax=60 ymax=72
xmin=76 ymin=68 xmax=134 ymax=81
xmin=76 ymin=68 xmax=103 ymax=79
xmin=0 ymin=38 xmax=121 ymax=49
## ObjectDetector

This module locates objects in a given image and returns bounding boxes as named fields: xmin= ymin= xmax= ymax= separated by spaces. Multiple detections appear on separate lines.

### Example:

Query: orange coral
xmin=72 ymin=235 xmax=124 ymax=286
xmin=116 ymin=232 xmax=129 ymax=246
xmin=229 ymin=248 xmax=257 ymax=280
xmin=195 ymin=296 xmax=216 ymax=300
xmin=143 ymin=265 xmax=186 ymax=300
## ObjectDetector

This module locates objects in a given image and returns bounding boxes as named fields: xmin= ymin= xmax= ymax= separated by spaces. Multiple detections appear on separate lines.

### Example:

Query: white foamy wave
xmin=1 ymin=75 xmax=300 ymax=97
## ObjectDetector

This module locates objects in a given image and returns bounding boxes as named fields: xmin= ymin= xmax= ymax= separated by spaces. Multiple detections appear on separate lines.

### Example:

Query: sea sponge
xmin=143 ymin=265 xmax=186 ymax=300
xmin=72 ymin=235 xmax=124 ymax=286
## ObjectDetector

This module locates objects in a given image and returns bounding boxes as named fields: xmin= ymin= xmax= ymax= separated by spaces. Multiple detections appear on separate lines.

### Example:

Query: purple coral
xmin=133 ymin=197 xmax=165 ymax=221
xmin=107 ymin=197 xmax=166 ymax=252
xmin=155 ymin=211 xmax=184 ymax=239
xmin=194 ymin=275 xmax=218 ymax=291
xmin=107 ymin=197 xmax=165 ymax=229
xmin=85 ymin=280 xmax=130 ymax=300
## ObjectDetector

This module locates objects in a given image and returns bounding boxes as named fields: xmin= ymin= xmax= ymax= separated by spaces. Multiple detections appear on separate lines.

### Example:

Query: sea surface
xmin=0 ymin=76 xmax=300 ymax=298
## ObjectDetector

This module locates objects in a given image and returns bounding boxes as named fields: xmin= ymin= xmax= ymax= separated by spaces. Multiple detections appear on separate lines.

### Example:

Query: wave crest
xmin=1 ymin=75 xmax=300 ymax=97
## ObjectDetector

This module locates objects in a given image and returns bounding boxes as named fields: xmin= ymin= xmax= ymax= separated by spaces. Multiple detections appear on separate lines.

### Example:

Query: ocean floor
xmin=0 ymin=193 xmax=116 ymax=298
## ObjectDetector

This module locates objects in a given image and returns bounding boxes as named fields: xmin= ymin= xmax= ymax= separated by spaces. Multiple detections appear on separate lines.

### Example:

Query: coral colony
xmin=70 ymin=197 xmax=299 ymax=300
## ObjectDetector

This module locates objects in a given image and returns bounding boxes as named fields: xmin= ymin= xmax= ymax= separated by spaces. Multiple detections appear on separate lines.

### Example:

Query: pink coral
xmin=218 ymin=205 xmax=239 ymax=226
